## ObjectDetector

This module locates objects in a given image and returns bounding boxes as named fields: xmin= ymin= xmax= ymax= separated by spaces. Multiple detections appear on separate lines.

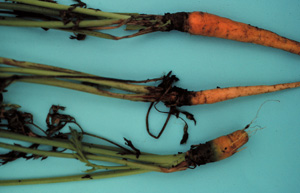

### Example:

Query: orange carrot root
xmin=186 ymin=12 xmax=300 ymax=55
xmin=210 ymin=130 xmax=249 ymax=161
xmin=188 ymin=81 xmax=300 ymax=105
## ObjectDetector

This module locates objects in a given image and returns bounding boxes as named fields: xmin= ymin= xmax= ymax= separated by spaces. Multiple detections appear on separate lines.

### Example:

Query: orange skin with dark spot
xmin=187 ymin=12 xmax=300 ymax=55
xmin=211 ymin=130 xmax=249 ymax=161
xmin=160 ymin=129 xmax=249 ymax=173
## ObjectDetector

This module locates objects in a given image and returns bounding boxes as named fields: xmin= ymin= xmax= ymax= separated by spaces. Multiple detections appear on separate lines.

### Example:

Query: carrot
xmin=183 ymin=12 xmax=300 ymax=55
xmin=160 ymin=129 xmax=249 ymax=173
xmin=160 ymin=100 xmax=273 ymax=173
xmin=1 ymin=2 xmax=300 ymax=55
xmin=124 ymin=11 xmax=300 ymax=55
xmin=2 ymin=58 xmax=299 ymax=108
xmin=2 ymin=58 xmax=299 ymax=142
xmin=0 ymin=103 xmax=250 ymax=184
xmin=163 ymin=81 xmax=300 ymax=106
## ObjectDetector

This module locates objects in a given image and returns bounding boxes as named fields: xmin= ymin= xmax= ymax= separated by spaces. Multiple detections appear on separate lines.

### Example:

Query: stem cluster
xmin=0 ymin=0 xmax=167 ymax=40
xmin=0 ymin=57 xmax=162 ymax=102
xmin=0 ymin=103 xmax=186 ymax=185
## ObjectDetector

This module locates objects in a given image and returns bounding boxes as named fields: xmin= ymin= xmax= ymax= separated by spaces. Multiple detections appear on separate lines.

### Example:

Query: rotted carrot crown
xmin=1 ymin=1 xmax=300 ymax=55
xmin=186 ymin=129 xmax=249 ymax=167
xmin=160 ymin=129 xmax=249 ymax=173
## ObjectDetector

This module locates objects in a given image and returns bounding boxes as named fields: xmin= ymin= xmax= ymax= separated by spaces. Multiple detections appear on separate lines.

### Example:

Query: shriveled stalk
xmin=0 ymin=18 xmax=123 ymax=28
xmin=0 ymin=67 xmax=155 ymax=94
xmin=0 ymin=57 xmax=154 ymax=94
xmin=0 ymin=57 xmax=162 ymax=102
xmin=0 ymin=73 xmax=154 ymax=102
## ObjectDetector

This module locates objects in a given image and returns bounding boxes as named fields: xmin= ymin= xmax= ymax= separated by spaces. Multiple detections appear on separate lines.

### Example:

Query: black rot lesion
xmin=185 ymin=142 xmax=215 ymax=167
xmin=70 ymin=0 xmax=87 ymax=8
xmin=81 ymin=174 xmax=93 ymax=179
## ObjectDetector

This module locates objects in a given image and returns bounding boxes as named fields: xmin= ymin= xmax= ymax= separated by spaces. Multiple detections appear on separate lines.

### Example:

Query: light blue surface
xmin=1 ymin=0 xmax=300 ymax=192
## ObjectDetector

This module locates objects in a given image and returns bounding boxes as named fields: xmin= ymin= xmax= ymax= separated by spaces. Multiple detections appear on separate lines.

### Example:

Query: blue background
xmin=1 ymin=0 xmax=300 ymax=192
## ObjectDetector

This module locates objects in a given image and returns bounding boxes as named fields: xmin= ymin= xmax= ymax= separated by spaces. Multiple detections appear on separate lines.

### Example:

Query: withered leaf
xmin=71 ymin=0 xmax=87 ymax=8
xmin=0 ymin=143 xmax=46 ymax=165
xmin=46 ymin=105 xmax=76 ymax=136
xmin=157 ymin=71 xmax=179 ymax=90
xmin=70 ymin=33 xmax=86 ymax=40
xmin=0 ymin=103 xmax=80 ymax=166
xmin=124 ymin=138 xmax=141 ymax=158
xmin=180 ymin=123 xmax=189 ymax=144
xmin=180 ymin=111 xmax=196 ymax=125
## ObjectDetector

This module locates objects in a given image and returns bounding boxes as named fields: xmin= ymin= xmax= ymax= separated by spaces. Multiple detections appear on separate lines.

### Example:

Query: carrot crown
xmin=185 ymin=130 xmax=249 ymax=167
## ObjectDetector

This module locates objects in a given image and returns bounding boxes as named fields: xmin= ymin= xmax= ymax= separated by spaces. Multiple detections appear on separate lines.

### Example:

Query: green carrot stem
xmin=0 ymin=169 xmax=148 ymax=186
xmin=0 ymin=67 xmax=80 ymax=75
xmin=61 ymin=28 xmax=119 ymax=40
xmin=0 ymin=73 xmax=155 ymax=102
xmin=0 ymin=57 xmax=155 ymax=94
xmin=0 ymin=56 xmax=86 ymax=73
xmin=0 ymin=129 xmax=72 ymax=150
xmin=0 ymin=67 xmax=153 ymax=94
xmin=0 ymin=2 xmax=60 ymax=16
xmin=0 ymin=129 xmax=186 ymax=166
xmin=0 ymin=18 xmax=122 ymax=28
xmin=0 ymin=142 xmax=130 ymax=170
xmin=0 ymin=141 xmax=164 ymax=171
xmin=7 ymin=0 xmax=132 ymax=20
xmin=0 ymin=142 xmax=71 ymax=159
xmin=84 ymin=144 xmax=185 ymax=165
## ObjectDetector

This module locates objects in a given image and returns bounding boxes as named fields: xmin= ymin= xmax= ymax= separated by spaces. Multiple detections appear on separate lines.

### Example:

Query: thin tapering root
xmin=188 ymin=82 xmax=300 ymax=105
xmin=186 ymin=12 xmax=300 ymax=55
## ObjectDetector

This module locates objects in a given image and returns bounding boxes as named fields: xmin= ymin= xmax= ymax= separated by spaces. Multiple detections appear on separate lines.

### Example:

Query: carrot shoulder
xmin=186 ymin=12 xmax=300 ymax=55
